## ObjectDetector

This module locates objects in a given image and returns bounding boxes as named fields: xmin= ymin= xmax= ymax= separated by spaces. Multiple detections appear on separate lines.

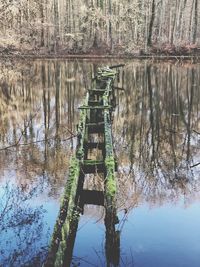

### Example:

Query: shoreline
xmin=0 ymin=52 xmax=200 ymax=61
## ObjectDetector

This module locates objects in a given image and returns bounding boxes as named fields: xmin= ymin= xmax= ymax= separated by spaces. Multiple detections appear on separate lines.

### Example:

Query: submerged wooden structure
xmin=45 ymin=65 xmax=124 ymax=267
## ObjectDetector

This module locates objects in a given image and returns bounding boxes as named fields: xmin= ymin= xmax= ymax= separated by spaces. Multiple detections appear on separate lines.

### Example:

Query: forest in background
xmin=0 ymin=0 xmax=200 ymax=56
xmin=0 ymin=0 xmax=200 ymax=55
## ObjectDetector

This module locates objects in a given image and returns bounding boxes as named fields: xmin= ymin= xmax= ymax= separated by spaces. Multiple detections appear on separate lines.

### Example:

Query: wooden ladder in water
xmin=45 ymin=65 xmax=124 ymax=267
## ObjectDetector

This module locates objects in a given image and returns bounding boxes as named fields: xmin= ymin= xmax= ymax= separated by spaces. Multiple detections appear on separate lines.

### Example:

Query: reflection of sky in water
xmin=73 ymin=216 xmax=105 ymax=266
xmin=73 ymin=201 xmax=200 ymax=267
xmin=0 ymin=179 xmax=59 ymax=266
xmin=123 ymin=202 xmax=200 ymax=267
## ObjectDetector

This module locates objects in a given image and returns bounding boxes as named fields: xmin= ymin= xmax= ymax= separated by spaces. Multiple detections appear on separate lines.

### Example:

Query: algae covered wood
xmin=49 ymin=91 xmax=89 ymax=265
xmin=44 ymin=157 xmax=81 ymax=267
xmin=101 ymin=69 xmax=119 ymax=267
xmin=76 ymin=92 xmax=89 ymax=160
xmin=45 ymin=65 xmax=121 ymax=267
xmin=45 ymin=94 xmax=89 ymax=267
xmin=103 ymin=77 xmax=117 ymax=200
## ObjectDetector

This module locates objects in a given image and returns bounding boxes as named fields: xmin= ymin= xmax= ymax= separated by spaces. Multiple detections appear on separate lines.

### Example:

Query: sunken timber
xmin=44 ymin=64 xmax=124 ymax=267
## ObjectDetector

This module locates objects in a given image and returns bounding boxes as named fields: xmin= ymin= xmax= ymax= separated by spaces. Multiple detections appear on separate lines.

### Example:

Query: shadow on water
xmin=0 ymin=59 xmax=199 ymax=266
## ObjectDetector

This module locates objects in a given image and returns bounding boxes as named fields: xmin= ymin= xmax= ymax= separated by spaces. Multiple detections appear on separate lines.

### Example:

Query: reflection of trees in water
xmin=0 ymin=60 xmax=94 ymax=266
xmin=0 ymin=182 xmax=48 ymax=267
xmin=0 ymin=60 xmax=86 ymax=142
xmin=114 ymin=63 xmax=200 ymax=207
xmin=0 ymin=60 xmax=94 ymax=197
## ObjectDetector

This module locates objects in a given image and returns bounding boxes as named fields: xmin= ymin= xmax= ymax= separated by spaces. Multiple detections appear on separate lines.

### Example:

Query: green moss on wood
xmin=46 ymin=157 xmax=80 ymax=266
xmin=83 ymin=159 xmax=104 ymax=165
xmin=79 ymin=105 xmax=111 ymax=109
xmin=54 ymin=209 xmax=80 ymax=267
xmin=96 ymin=67 xmax=117 ymax=81
xmin=46 ymin=66 xmax=118 ymax=266
xmin=76 ymin=92 xmax=89 ymax=160
xmin=105 ymin=156 xmax=116 ymax=198
xmin=102 ymin=71 xmax=117 ymax=199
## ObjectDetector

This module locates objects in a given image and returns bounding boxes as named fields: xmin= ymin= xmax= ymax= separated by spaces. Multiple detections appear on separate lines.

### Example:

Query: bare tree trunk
xmin=53 ymin=0 xmax=59 ymax=52
xmin=171 ymin=1 xmax=178 ymax=44
xmin=192 ymin=0 xmax=198 ymax=43
xmin=188 ymin=0 xmax=194 ymax=43
xmin=147 ymin=0 xmax=155 ymax=47
xmin=108 ymin=0 xmax=113 ymax=51
xmin=40 ymin=1 xmax=45 ymax=47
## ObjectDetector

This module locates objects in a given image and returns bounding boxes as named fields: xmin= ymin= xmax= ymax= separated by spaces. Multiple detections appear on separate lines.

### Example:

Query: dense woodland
xmin=0 ymin=0 xmax=200 ymax=56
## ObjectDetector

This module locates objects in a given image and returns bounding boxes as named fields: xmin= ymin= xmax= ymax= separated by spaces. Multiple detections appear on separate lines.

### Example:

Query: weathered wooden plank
xmin=103 ymin=79 xmax=117 ymax=201
xmin=109 ymin=64 xmax=125 ymax=69
xmin=45 ymin=66 xmax=120 ymax=267
xmin=45 ymin=92 xmax=89 ymax=266
xmin=82 ymin=160 xmax=105 ymax=174
xmin=76 ymin=92 xmax=89 ymax=159
xmin=88 ymin=89 xmax=111 ymax=93
xmin=78 ymin=105 xmax=112 ymax=109
xmin=44 ymin=157 xmax=81 ymax=267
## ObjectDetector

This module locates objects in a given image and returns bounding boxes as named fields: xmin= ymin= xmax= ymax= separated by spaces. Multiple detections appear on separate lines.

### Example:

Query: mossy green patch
xmin=46 ymin=156 xmax=80 ymax=266
xmin=84 ymin=159 xmax=104 ymax=165
xmin=76 ymin=93 xmax=89 ymax=161
xmin=102 ymin=74 xmax=117 ymax=199
xmin=105 ymin=156 xmax=116 ymax=198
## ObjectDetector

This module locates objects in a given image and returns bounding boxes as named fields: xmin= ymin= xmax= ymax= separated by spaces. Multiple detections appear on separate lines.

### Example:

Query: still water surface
xmin=0 ymin=59 xmax=200 ymax=266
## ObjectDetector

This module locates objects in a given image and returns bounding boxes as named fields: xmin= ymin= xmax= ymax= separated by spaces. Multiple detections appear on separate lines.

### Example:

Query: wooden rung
xmin=78 ymin=105 xmax=112 ymax=110
xmin=83 ymin=160 xmax=104 ymax=165
xmin=113 ymin=86 xmax=125 ymax=91
xmin=86 ymin=122 xmax=104 ymax=126
xmin=88 ymin=89 xmax=111 ymax=92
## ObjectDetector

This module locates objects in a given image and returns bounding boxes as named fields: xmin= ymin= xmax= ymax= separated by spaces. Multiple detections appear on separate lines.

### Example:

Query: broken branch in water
xmin=193 ymin=129 xmax=200 ymax=135
xmin=190 ymin=162 xmax=200 ymax=168
xmin=0 ymin=134 xmax=76 ymax=151
xmin=109 ymin=64 xmax=125 ymax=69
xmin=113 ymin=86 xmax=125 ymax=91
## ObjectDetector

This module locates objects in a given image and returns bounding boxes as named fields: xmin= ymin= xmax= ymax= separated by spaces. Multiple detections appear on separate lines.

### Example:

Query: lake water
xmin=0 ymin=59 xmax=200 ymax=267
